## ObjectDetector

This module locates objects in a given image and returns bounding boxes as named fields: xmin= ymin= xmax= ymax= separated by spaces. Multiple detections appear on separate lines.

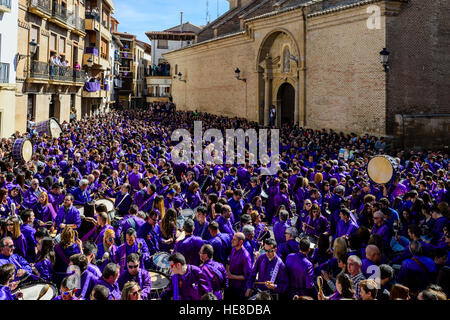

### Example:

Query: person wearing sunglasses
xmin=245 ymin=238 xmax=288 ymax=300
xmin=160 ymin=252 xmax=211 ymax=300
xmin=121 ymin=281 xmax=142 ymax=300
xmin=0 ymin=237 xmax=32 ymax=283
xmin=53 ymin=274 xmax=81 ymax=300
xmin=199 ymin=244 xmax=228 ymax=300
xmin=117 ymin=254 xmax=151 ymax=300
xmin=137 ymin=210 xmax=161 ymax=256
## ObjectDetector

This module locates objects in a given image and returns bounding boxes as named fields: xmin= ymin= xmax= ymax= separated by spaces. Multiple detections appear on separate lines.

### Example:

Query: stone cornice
xmin=18 ymin=19 xmax=30 ymax=29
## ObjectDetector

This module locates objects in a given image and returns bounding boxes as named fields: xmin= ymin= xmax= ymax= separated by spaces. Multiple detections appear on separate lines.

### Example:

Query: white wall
xmin=151 ymin=39 xmax=192 ymax=67
xmin=0 ymin=0 xmax=18 ymax=84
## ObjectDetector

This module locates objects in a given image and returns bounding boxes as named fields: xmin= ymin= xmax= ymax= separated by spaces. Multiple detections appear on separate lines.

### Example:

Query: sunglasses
xmin=6 ymin=244 xmax=15 ymax=249
xmin=127 ymin=264 xmax=139 ymax=269
xmin=62 ymin=291 xmax=72 ymax=296
xmin=130 ymin=290 xmax=141 ymax=297
xmin=305 ymin=203 xmax=312 ymax=206
xmin=108 ymin=238 xmax=115 ymax=242
xmin=265 ymin=249 xmax=275 ymax=253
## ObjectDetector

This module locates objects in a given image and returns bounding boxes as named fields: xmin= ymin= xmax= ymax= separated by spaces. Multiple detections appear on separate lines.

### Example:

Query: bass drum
xmin=12 ymin=139 xmax=33 ymax=163
xmin=367 ymin=155 xmax=398 ymax=184
xmin=95 ymin=198 xmax=116 ymax=222
xmin=148 ymin=270 xmax=170 ymax=300
xmin=13 ymin=281 xmax=58 ymax=300
xmin=35 ymin=118 xmax=63 ymax=138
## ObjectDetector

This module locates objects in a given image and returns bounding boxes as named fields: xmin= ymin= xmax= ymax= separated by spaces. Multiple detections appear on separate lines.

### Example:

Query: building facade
xmin=145 ymin=22 xmax=201 ymax=106
xmin=165 ymin=0 xmax=450 ymax=148
xmin=16 ymin=0 xmax=88 ymax=133
xmin=81 ymin=0 xmax=114 ymax=117
xmin=0 ymin=0 xmax=18 ymax=137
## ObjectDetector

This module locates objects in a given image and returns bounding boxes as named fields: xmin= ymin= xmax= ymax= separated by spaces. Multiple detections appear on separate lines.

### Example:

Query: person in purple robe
xmin=96 ymin=229 xmax=118 ymax=271
xmin=184 ymin=182 xmax=202 ymax=210
xmin=245 ymin=238 xmax=289 ymax=299
xmin=371 ymin=211 xmax=391 ymax=250
xmin=227 ymin=189 xmax=245 ymax=223
xmin=361 ymin=244 xmax=382 ymax=278
xmin=22 ymin=179 xmax=46 ymax=209
xmin=133 ymin=183 xmax=157 ymax=213
xmin=0 ymin=263 xmax=23 ymax=300
xmin=302 ymin=204 xmax=330 ymax=240
xmin=115 ymin=205 xmax=146 ymax=243
xmin=95 ymin=263 xmax=122 ymax=300
xmin=318 ymin=272 xmax=356 ymax=300
xmin=273 ymin=210 xmax=290 ymax=245
xmin=199 ymin=244 xmax=228 ymax=300
xmin=48 ymin=183 xmax=65 ymax=209
xmin=277 ymin=227 xmax=300 ymax=262
xmin=0 ymin=237 xmax=33 ymax=282
xmin=69 ymin=253 xmax=98 ymax=300
xmin=335 ymin=208 xmax=359 ymax=240
xmin=193 ymin=206 xmax=211 ymax=241
xmin=245 ymin=178 xmax=261 ymax=204
xmin=54 ymin=195 xmax=82 ymax=233
xmin=20 ymin=210 xmax=37 ymax=262
xmin=431 ymin=206 xmax=449 ymax=244
xmin=225 ymin=232 xmax=252 ymax=300
xmin=117 ymin=253 xmax=152 ymax=300
xmin=160 ymin=252 xmax=211 ymax=300
xmin=128 ymin=164 xmax=143 ymax=192
xmin=115 ymin=228 xmax=150 ymax=273
xmin=71 ymin=179 xmax=93 ymax=206
xmin=216 ymin=204 xmax=235 ymax=236
xmin=174 ymin=219 xmax=205 ymax=266
xmin=32 ymin=192 xmax=54 ymax=227
xmin=207 ymin=221 xmax=232 ymax=265
xmin=4 ymin=217 xmax=27 ymax=258
xmin=81 ymin=211 xmax=114 ymax=246
xmin=285 ymin=237 xmax=316 ymax=299
xmin=53 ymin=227 xmax=82 ymax=286
xmin=33 ymin=237 xmax=55 ymax=283
xmin=273 ymin=183 xmax=292 ymax=219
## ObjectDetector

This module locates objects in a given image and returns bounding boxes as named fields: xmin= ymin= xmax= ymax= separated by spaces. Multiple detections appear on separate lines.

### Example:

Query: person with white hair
xmin=347 ymin=255 xmax=366 ymax=299
xmin=277 ymin=227 xmax=299 ymax=262
xmin=242 ymin=225 xmax=257 ymax=265
xmin=71 ymin=178 xmax=92 ymax=206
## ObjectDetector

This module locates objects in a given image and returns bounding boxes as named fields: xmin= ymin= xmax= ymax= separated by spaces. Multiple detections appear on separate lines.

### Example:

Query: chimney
xmin=180 ymin=12 xmax=183 ymax=32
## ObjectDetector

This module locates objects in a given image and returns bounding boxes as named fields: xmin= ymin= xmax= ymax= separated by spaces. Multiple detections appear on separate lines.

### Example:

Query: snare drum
xmin=151 ymin=252 xmax=171 ymax=275
xmin=95 ymin=198 xmax=116 ymax=222
xmin=12 ymin=139 xmax=33 ymax=163
xmin=13 ymin=281 xmax=58 ymax=300
xmin=35 ymin=118 xmax=63 ymax=138
xmin=148 ymin=270 xmax=170 ymax=300
xmin=367 ymin=155 xmax=398 ymax=184
xmin=176 ymin=208 xmax=195 ymax=230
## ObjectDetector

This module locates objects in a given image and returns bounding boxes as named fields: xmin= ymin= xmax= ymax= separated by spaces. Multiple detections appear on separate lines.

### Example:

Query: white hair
xmin=79 ymin=179 xmax=89 ymax=186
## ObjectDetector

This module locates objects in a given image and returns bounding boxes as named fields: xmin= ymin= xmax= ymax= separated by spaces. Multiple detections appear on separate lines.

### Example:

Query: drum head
xmin=22 ymin=140 xmax=33 ymax=162
xmin=181 ymin=209 xmax=194 ymax=219
xmin=96 ymin=199 xmax=115 ymax=213
xmin=14 ymin=282 xmax=57 ymax=300
xmin=49 ymin=118 xmax=62 ymax=137
xmin=149 ymin=271 xmax=170 ymax=291
xmin=367 ymin=156 xmax=394 ymax=184
xmin=152 ymin=252 xmax=170 ymax=269
xmin=75 ymin=205 xmax=84 ymax=216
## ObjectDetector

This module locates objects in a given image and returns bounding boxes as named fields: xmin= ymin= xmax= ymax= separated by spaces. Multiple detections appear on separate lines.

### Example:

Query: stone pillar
xmin=264 ymin=74 xmax=271 ymax=126
xmin=294 ymin=71 xmax=299 ymax=125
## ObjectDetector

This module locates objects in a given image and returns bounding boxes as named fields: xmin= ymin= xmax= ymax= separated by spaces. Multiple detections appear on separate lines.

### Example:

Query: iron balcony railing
xmin=30 ymin=61 xmax=49 ymax=79
xmin=0 ymin=63 xmax=9 ymax=83
xmin=74 ymin=16 xmax=85 ymax=32
xmin=0 ymin=0 xmax=11 ymax=9
xmin=29 ymin=0 xmax=51 ymax=14
xmin=73 ymin=70 xmax=86 ymax=83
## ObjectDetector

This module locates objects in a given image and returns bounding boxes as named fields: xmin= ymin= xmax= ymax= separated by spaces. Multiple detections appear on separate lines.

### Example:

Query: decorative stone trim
xmin=18 ymin=20 xmax=30 ymax=30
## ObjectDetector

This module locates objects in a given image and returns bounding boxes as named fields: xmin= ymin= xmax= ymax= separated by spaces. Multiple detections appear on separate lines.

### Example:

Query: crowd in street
xmin=0 ymin=107 xmax=448 ymax=300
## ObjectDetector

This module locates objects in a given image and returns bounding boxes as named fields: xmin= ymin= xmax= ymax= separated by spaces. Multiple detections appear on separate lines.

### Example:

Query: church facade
xmin=164 ymin=0 xmax=450 ymax=148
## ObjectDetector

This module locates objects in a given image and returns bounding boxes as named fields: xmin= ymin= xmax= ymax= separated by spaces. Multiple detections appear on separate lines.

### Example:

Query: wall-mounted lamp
xmin=17 ymin=39 xmax=39 ymax=62
xmin=177 ymin=72 xmax=187 ymax=82
xmin=380 ymin=48 xmax=390 ymax=72
xmin=87 ymin=57 xmax=94 ymax=68
xmin=235 ymin=67 xmax=246 ymax=82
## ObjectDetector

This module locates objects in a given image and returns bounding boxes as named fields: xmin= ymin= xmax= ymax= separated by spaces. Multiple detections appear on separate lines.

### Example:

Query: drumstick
xmin=302 ymin=222 xmax=315 ymax=230
xmin=317 ymin=276 xmax=324 ymax=296
xmin=37 ymin=284 xmax=51 ymax=300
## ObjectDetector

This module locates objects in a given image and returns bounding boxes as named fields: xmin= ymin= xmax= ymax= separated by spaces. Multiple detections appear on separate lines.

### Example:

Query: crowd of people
xmin=0 ymin=107 xmax=448 ymax=301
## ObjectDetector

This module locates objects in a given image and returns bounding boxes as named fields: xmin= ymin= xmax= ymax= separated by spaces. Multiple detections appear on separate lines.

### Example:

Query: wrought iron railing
xmin=0 ymin=63 xmax=9 ymax=83
xmin=28 ymin=0 xmax=50 ymax=14
xmin=0 ymin=0 xmax=11 ymax=9
xmin=30 ymin=61 xmax=49 ymax=79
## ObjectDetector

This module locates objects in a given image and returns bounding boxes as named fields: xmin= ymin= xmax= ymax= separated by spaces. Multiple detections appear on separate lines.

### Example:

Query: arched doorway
xmin=277 ymin=82 xmax=295 ymax=125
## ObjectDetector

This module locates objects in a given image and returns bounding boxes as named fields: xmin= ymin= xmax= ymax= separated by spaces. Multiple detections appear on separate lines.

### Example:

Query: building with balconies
xmin=15 ymin=0 xmax=87 ymax=133
xmin=145 ymin=22 xmax=200 ymax=106
xmin=0 ymin=0 xmax=17 ymax=137
xmin=81 ymin=0 xmax=114 ymax=117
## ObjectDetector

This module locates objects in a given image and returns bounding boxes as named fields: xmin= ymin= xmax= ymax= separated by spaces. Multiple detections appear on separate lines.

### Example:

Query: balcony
xmin=72 ymin=17 xmax=86 ymax=36
xmin=84 ymin=47 xmax=99 ymax=66
xmin=0 ymin=63 xmax=9 ymax=83
xmin=82 ymin=82 xmax=108 ymax=98
xmin=100 ymin=23 xmax=112 ymax=41
xmin=50 ymin=3 xmax=74 ymax=30
xmin=120 ymin=51 xmax=134 ymax=60
xmin=0 ymin=0 xmax=11 ymax=12
xmin=99 ymin=56 xmax=109 ymax=70
xmin=85 ymin=14 xmax=100 ymax=31
xmin=28 ymin=0 xmax=51 ymax=18
xmin=27 ymin=61 xmax=84 ymax=86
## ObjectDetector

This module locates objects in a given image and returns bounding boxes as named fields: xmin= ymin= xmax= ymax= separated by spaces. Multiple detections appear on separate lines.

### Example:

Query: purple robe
xmin=95 ymin=278 xmax=121 ymax=300
xmin=118 ymin=268 xmax=152 ymax=300
xmin=55 ymin=206 xmax=82 ymax=232
xmin=228 ymin=247 xmax=252 ymax=291
xmin=160 ymin=265 xmax=211 ymax=300
xmin=285 ymin=252 xmax=315 ymax=298
xmin=201 ymin=259 xmax=228 ymax=300
xmin=246 ymin=254 xmax=288 ymax=294
xmin=174 ymin=235 xmax=205 ymax=266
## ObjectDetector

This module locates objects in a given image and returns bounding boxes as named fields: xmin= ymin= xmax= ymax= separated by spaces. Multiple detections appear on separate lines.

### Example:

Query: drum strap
xmin=54 ymin=244 xmax=71 ymax=266
xmin=138 ymin=194 xmax=154 ymax=211
xmin=48 ymin=203 xmax=57 ymax=220
xmin=260 ymin=256 xmax=282 ymax=285
xmin=202 ymin=262 xmax=223 ymax=285
xmin=115 ymin=193 xmax=129 ymax=210
xmin=173 ymin=274 xmax=180 ymax=300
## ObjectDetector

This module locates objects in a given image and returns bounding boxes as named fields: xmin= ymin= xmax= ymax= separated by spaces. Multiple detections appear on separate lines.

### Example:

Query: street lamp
xmin=87 ymin=57 xmax=94 ymax=68
xmin=18 ymin=39 xmax=39 ymax=62
xmin=235 ymin=67 xmax=246 ymax=82
xmin=380 ymin=48 xmax=390 ymax=72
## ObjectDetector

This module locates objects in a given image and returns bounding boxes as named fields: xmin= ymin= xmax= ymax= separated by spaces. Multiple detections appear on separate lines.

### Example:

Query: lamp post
xmin=380 ymin=48 xmax=390 ymax=72
xmin=177 ymin=72 xmax=187 ymax=83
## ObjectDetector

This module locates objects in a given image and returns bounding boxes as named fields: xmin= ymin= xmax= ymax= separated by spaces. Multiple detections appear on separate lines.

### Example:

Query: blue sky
xmin=113 ymin=0 xmax=229 ymax=43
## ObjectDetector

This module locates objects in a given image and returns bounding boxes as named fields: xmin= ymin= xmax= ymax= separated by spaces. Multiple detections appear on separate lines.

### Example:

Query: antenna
xmin=206 ymin=0 xmax=210 ymax=24
xmin=217 ymin=0 xmax=219 ymax=18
